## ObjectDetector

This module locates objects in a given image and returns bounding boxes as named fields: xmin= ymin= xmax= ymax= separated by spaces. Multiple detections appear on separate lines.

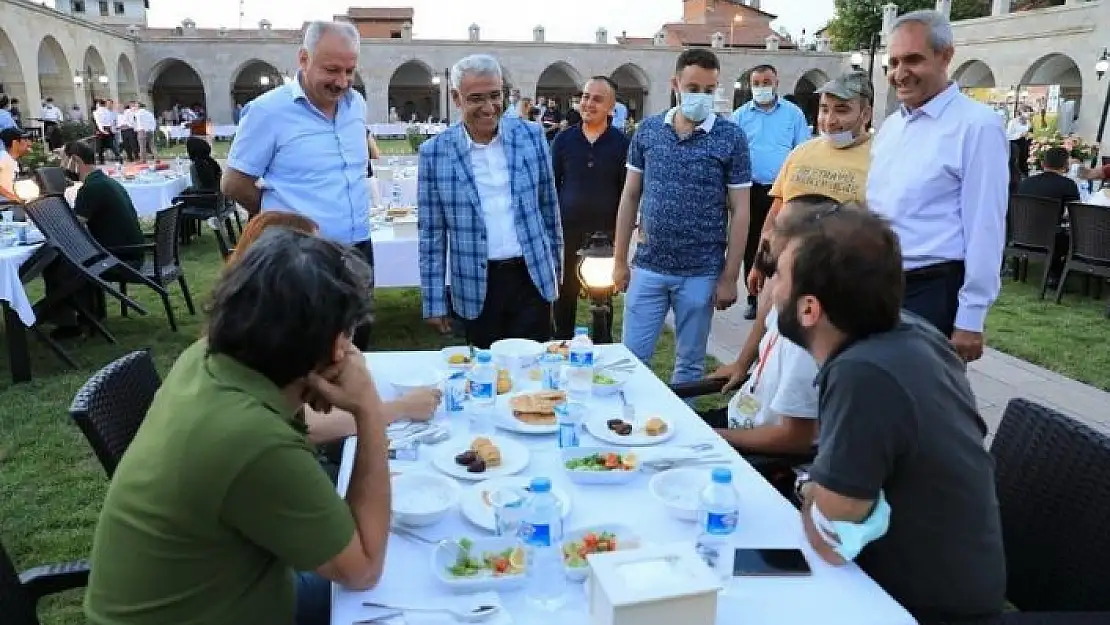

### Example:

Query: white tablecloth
xmin=332 ymin=347 xmax=915 ymax=625
xmin=370 ymin=172 xmax=418 ymax=208
xmin=160 ymin=125 xmax=191 ymax=140
xmin=369 ymin=123 xmax=448 ymax=137
xmin=212 ymin=124 xmax=237 ymax=139
xmin=119 ymin=176 xmax=192 ymax=218
xmin=0 ymin=243 xmax=44 ymax=326
xmin=371 ymin=224 xmax=420 ymax=288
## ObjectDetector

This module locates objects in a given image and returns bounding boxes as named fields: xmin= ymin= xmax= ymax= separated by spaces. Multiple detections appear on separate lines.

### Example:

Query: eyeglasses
xmin=463 ymin=91 xmax=504 ymax=107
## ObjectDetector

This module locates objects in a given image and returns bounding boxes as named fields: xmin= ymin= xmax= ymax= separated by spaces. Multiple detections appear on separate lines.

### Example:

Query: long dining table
xmin=332 ymin=345 xmax=916 ymax=625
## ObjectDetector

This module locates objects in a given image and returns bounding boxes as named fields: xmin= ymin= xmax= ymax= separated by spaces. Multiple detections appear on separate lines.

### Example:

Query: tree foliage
xmin=826 ymin=0 xmax=990 ymax=52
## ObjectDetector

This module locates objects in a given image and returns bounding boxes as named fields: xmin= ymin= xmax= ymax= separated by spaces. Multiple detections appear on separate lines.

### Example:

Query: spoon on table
xmin=362 ymin=600 xmax=501 ymax=623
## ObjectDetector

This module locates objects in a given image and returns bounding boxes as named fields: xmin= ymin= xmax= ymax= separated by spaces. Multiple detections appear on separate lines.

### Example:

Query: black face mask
xmin=64 ymin=168 xmax=81 ymax=182
xmin=776 ymin=296 xmax=811 ymax=350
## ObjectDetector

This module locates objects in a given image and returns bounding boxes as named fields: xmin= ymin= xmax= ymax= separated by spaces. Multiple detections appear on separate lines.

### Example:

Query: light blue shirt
xmin=227 ymin=75 xmax=371 ymax=245
xmin=503 ymin=104 xmax=521 ymax=119
xmin=867 ymin=83 xmax=1009 ymax=333
xmin=731 ymin=97 xmax=810 ymax=185
xmin=0 ymin=109 xmax=16 ymax=131
xmin=612 ymin=102 xmax=628 ymax=130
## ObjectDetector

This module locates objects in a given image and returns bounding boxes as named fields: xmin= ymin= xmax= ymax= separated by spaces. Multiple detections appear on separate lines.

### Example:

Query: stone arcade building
xmin=0 ymin=0 xmax=1107 ymax=150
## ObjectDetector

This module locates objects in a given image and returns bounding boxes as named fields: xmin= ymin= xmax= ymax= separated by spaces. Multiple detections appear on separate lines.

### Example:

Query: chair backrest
xmin=0 ymin=537 xmax=40 ymax=625
xmin=152 ymin=205 xmax=183 ymax=270
xmin=990 ymin=398 xmax=1110 ymax=612
xmin=23 ymin=195 xmax=106 ymax=267
xmin=32 ymin=167 xmax=68 ymax=197
xmin=68 ymin=350 xmax=162 ymax=477
xmin=1008 ymin=194 xmax=1063 ymax=250
xmin=1065 ymin=202 xmax=1110 ymax=264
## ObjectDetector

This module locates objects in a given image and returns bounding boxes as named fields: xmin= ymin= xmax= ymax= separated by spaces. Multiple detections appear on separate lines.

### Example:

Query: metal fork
xmin=642 ymin=456 xmax=728 ymax=472
xmin=618 ymin=390 xmax=635 ymax=422
xmin=389 ymin=524 xmax=438 ymax=545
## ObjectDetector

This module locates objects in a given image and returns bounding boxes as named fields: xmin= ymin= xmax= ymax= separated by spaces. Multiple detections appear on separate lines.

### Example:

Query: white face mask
xmin=822 ymin=129 xmax=857 ymax=149
xmin=752 ymin=86 xmax=775 ymax=105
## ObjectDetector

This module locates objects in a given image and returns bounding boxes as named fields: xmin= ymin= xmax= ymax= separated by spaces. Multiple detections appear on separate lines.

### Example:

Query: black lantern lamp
xmin=1093 ymin=48 xmax=1109 ymax=171
xmin=576 ymin=232 xmax=616 ymax=344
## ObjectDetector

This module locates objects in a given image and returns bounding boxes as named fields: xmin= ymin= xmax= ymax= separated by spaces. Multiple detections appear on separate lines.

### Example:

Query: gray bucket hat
xmin=816 ymin=71 xmax=874 ymax=101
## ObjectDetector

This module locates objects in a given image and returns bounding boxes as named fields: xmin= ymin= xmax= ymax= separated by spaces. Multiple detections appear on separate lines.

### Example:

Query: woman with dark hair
xmin=185 ymin=136 xmax=222 ymax=192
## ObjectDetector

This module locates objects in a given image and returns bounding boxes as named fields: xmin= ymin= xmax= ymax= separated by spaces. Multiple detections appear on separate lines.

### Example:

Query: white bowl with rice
xmin=391 ymin=472 xmax=461 ymax=527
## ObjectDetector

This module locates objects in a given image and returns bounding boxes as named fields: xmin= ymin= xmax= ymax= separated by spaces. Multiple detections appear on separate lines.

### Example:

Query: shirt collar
xmin=664 ymin=107 xmax=716 ymax=132
xmin=744 ymin=97 xmax=781 ymax=114
xmin=201 ymin=341 xmax=300 ymax=423
xmin=462 ymin=122 xmax=504 ymax=150
xmin=899 ymin=82 xmax=960 ymax=120
xmin=288 ymin=71 xmax=354 ymax=111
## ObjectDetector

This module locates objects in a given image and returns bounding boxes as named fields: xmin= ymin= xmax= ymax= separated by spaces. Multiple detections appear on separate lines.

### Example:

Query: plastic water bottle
xmin=468 ymin=350 xmax=496 ymax=435
xmin=695 ymin=467 xmax=739 ymax=580
xmin=521 ymin=477 xmax=567 ymax=610
xmin=555 ymin=402 xmax=581 ymax=449
xmin=566 ymin=327 xmax=595 ymax=401
xmin=390 ymin=182 xmax=403 ymax=208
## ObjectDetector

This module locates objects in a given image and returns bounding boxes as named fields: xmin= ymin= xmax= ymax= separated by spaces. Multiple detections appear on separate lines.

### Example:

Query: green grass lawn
xmin=0 ymin=236 xmax=718 ymax=624
xmin=157 ymin=139 xmax=413 ymax=161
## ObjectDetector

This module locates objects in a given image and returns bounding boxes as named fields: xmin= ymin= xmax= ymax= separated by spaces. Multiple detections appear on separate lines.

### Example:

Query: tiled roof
xmin=662 ymin=22 xmax=791 ymax=48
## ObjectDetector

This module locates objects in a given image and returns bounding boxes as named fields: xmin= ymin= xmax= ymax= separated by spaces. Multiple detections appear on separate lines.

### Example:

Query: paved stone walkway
xmin=703 ymin=304 xmax=1110 ymax=438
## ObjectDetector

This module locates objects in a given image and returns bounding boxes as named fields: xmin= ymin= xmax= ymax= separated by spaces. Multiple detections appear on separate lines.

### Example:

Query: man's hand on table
xmin=390 ymin=388 xmax=442 ymax=423
xmin=950 ymin=329 xmax=984 ymax=363
xmin=425 ymin=316 xmax=452 ymax=335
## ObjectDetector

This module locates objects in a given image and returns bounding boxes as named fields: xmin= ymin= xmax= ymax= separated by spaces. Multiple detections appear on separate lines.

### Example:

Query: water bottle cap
xmin=529 ymin=477 xmax=552 ymax=493
xmin=711 ymin=467 xmax=733 ymax=484
xmin=475 ymin=350 xmax=492 ymax=363
xmin=574 ymin=327 xmax=588 ymax=335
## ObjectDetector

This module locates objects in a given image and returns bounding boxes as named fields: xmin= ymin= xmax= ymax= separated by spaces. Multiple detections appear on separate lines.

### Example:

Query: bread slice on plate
xmin=510 ymin=391 xmax=566 ymax=424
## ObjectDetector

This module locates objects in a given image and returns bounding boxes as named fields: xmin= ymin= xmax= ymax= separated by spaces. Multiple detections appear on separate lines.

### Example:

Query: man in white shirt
xmin=866 ymin=10 xmax=1008 ymax=362
xmin=92 ymin=100 xmax=121 ymax=164
xmin=118 ymin=101 xmax=139 ymax=162
xmin=136 ymin=103 xmax=158 ymax=161
xmin=1006 ymin=109 xmax=1032 ymax=178
xmin=40 ymin=97 xmax=65 ymax=150
xmin=0 ymin=128 xmax=32 ymax=204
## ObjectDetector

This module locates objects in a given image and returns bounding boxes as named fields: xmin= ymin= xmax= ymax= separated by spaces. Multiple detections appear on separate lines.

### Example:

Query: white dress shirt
xmin=93 ymin=106 xmax=113 ymax=133
xmin=137 ymin=108 xmax=157 ymax=132
xmin=118 ymin=108 xmax=137 ymax=130
xmin=40 ymin=104 xmax=64 ymax=122
xmin=867 ymin=83 xmax=1009 ymax=334
xmin=1005 ymin=118 xmax=1030 ymax=141
xmin=465 ymin=127 xmax=523 ymax=260
xmin=0 ymin=151 xmax=17 ymax=195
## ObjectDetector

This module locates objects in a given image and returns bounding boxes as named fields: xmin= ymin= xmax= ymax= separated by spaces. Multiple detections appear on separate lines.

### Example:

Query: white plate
xmin=494 ymin=392 xmax=559 ymax=435
xmin=431 ymin=436 xmax=530 ymax=481
xmin=585 ymin=414 xmax=676 ymax=446
xmin=459 ymin=475 xmax=573 ymax=531
xmin=562 ymin=523 xmax=639 ymax=581
xmin=490 ymin=338 xmax=544 ymax=368
xmin=649 ymin=467 xmax=737 ymax=522
xmin=432 ymin=535 xmax=527 ymax=592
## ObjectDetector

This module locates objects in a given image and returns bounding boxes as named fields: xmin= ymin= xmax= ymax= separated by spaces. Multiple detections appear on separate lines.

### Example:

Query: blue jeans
xmin=295 ymin=572 xmax=331 ymax=625
xmin=621 ymin=267 xmax=717 ymax=385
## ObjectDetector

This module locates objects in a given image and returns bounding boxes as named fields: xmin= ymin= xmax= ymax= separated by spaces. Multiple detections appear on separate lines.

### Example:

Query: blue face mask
xmin=680 ymin=92 xmax=715 ymax=123
xmin=810 ymin=491 xmax=892 ymax=561
xmin=821 ymin=129 xmax=857 ymax=149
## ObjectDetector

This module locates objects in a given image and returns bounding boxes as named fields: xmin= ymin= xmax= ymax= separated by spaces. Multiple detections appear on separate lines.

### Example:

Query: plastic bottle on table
xmin=467 ymin=350 xmax=496 ymax=435
xmin=695 ymin=467 xmax=739 ymax=580
xmin=521 ymin=477 xmax=567 ymax=610
xmin=565 ymin=326 xmax=594 ymax=401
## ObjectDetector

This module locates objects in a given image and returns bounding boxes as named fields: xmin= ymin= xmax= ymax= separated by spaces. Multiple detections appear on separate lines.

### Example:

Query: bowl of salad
xmin=591 ymin=369 xmax=629 ymax=397
xmin=432 ymin=536 xmax=528 ymax=592
xmin=562 ymin=447 xmax=640 ymax=485
xmin=562 ymin=524 xmax=640 ymax=581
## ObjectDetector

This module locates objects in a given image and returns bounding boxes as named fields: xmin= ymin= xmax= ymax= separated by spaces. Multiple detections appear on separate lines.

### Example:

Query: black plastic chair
xmin=109 ymin=204 xmax=195 ymax=332
xmin=1055 ymin=202 xmax=1110 ymax=317
xmin=207 ymin=215 xmax=234 ymax=260
xmin=32 ymin=167 xmax=69 ymax=197
xmin=990 ymin=398 xmax=1110 ymax=619
xmin=68 ymin=349 xmax=161 ymax=477
xmin=0 ymin=535 xmax=88 ymax=625
xmin=1005 ymin=194 xmax=1065 ymax=299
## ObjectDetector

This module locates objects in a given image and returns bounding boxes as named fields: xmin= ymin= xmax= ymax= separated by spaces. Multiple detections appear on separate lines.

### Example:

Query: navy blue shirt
xmin=551 ymin=124 xmax=630 ymax=230
xmin=627 ymin=109 xmax=751 ymax=277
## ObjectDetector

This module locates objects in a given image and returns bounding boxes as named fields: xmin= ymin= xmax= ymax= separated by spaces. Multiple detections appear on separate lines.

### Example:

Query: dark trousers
xmin=351 ymin=240 xmax=375 ymax=350
xmin=1010 ymin=138 xmax=1029 ymax=177
xmin=95 ymin=133 xmax=120 ymax=164
xmin=554 ymin=226 xmax=614 ymax=340
xmin=120 ymin=128 xmax=138 ymax=162
xmin=903 ymin=261 xmax=965 ymax=338
xmin=465 ymin=258 xmax=552 ymax=349
xmin=743 ymin=183 xmax=774 ymax=305
xmin=43 ymin=121 xmax=61 ymax=150
xmin=294 ymin=572 xmax=331 ymax=625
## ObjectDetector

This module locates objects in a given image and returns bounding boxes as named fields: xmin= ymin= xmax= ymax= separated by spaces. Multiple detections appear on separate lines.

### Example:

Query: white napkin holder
xmin=586 ymin=542 xmax=722 ymax=625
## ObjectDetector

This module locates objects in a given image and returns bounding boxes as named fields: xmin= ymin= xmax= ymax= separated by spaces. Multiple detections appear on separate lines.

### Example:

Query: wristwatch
xmin=793 ymin=469 xmax=812 ymax=503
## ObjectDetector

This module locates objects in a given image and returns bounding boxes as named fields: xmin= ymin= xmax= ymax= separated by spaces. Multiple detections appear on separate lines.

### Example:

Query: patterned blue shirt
xmin=227 ymin=74 xmax=370 ymax=245
xmin=731 ymin=97 xmax=811 ymax=185
xmin=627 ymin=109 xmax=752 ymax=277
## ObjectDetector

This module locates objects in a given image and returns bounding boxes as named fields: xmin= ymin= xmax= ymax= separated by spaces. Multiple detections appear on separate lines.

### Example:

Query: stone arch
xmin=610 ymin=63 xmax=649 ymax=121
xmin=952 ymin=60 xmax=996 ymax=88
xmin=37 ymin=36 xmax=74 ymax=110
xmin=536 ymin=61 xmax=583 ymax=110
xmin=0 ymin=28 xmax=28 ymax=113
xmin=148 ymin=58 xmax=207 ymax=118
xmin=81 ymin=46 xmax=111 ymax=105
xmin=1019 ymin=53 xmax=1083 ymax=130
xmin=388 ymin=59 xmax=437 ymax=122
xmin=792 ymin=69 xmax=828 ymax=129
xmin=231 ymin=59 xmax=284 ymax=107
xmin=116 ymin=53 xmax=139 ymax=104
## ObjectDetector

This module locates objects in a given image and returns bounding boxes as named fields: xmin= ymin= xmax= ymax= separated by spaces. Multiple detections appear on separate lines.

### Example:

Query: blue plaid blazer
xmin=418 ymin=118 xmax=564 ymax=320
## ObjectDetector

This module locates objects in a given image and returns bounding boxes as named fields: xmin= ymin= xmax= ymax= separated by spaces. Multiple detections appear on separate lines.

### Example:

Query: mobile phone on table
xmin=732 ymin=548 xmax=812 ymax=577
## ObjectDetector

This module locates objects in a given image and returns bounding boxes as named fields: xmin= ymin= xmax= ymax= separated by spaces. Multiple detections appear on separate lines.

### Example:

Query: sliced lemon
xmin=509 ymin=546 xmax=527 ymax=571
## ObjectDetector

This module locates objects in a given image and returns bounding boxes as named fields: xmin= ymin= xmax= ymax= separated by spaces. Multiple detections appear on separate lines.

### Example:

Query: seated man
xmin=704 ymin=197 xmax=823 ymax=497
xmin=0 ymin=127 xmax=32 ymax=204
xmin=1015 ymin=146 xmax=1078 ymax=285
xmin=85 ymin=230 xmax=391 ymax=625
xmin=771 ymin=200 xmax=1006 ymax=623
